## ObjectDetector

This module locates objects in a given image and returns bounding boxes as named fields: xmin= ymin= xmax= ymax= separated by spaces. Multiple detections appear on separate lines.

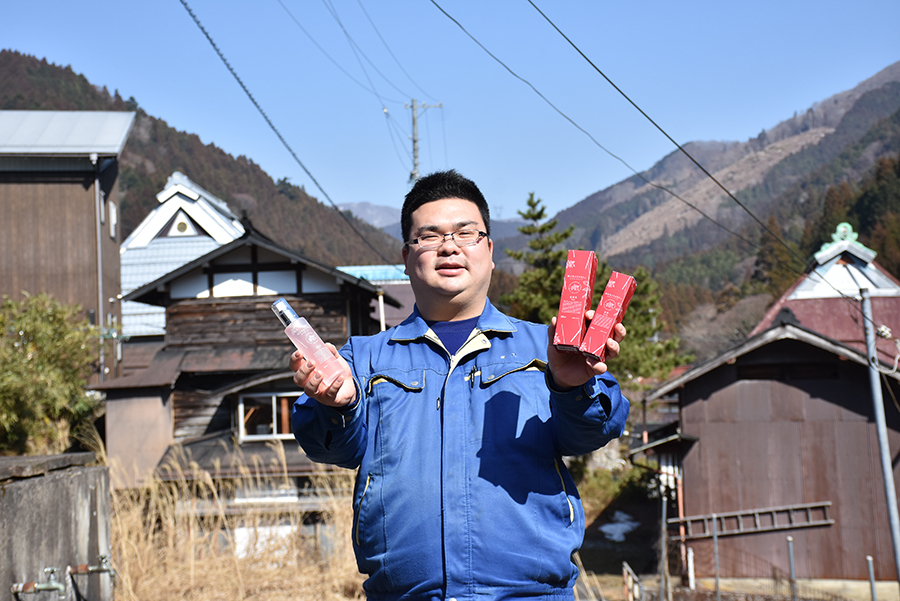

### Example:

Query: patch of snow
xmin=597 ymin=511 xmax=639 ymax=542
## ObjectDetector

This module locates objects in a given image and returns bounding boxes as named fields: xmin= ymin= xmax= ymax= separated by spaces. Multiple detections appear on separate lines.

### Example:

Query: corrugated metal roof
xmin=0 ymin=110 xmax=135 ymax=156
xmin=338 ymin=264 xmax=408 ymax=284
xmin=644 ymin=323 xmax=898 ymax=402
xmin=747 ymin=224 xmax=900 ymax=361
xmin=790 ymin=253 xmax=900 ymax=300
xmin=155 ymin=431 xmax=324 ymax=480
xmin=122 ymin=236 xmax=222 ymax=292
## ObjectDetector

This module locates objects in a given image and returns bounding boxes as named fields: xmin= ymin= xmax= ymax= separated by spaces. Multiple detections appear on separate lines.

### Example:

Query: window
xmin=109 ymin=202 xmax=118 ymax=240
xmin=238 ymin=393 xmax=299 ymax=442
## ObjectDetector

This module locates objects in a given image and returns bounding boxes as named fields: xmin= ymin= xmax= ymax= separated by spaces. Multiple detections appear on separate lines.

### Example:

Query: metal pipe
xmin=868 ymin=555 xmax=877 ymax=601
xmin=10 ymin=568 xmax=66 ymax=599
xmin=787 ymin=536 xmax=797 ymax=601
xmin=68 ymin=554 xmax=116 ymax=581
xmin=861 ymin=288 xmax=900 ymax=590
xmin=92 ymin=152 xmax=106 ymax=382
xmin=658 ymin=488 xmax=667 ymax=601
xmin=712 ymin=513 xmax=720 ymax=601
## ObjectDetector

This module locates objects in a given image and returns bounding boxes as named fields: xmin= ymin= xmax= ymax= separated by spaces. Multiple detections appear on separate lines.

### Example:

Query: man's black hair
xmin=401 ymin=169 xmax=491 ymax=244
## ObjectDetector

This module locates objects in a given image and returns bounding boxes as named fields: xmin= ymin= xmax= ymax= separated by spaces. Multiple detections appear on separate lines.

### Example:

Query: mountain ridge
xmin=2 ymin=48 xmax=897 ymax=279
xmin=541 ymin=61 xmax=900 ymax=263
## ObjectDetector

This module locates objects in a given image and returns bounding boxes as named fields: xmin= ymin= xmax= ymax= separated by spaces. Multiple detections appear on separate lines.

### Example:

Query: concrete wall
xmin=105 ymin=394 xmax=173 ymax=489
xmin=0 ymin=454 xmax=112 ymax=601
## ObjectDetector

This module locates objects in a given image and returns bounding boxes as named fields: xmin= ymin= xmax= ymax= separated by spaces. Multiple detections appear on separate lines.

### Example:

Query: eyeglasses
xmin=406 ymin=228 xmax=488 ymax=250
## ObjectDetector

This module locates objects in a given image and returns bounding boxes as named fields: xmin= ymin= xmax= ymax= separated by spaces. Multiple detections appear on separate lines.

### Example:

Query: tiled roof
xmin=749 ymin=223 xmax=900 ymax=363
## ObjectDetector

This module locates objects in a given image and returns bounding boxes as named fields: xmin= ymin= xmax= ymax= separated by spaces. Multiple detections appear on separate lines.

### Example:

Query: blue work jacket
xmin=292 ymin=301 xmax=629 ymax=601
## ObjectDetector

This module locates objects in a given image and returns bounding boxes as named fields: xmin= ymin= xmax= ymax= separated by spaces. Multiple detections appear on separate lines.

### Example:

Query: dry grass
xmin=82 ymin=430 xmax=365 ymax=601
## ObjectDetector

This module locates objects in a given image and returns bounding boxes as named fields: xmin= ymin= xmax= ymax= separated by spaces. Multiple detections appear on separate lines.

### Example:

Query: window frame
xmin=237 ymin=392 xmax=300 ymax=443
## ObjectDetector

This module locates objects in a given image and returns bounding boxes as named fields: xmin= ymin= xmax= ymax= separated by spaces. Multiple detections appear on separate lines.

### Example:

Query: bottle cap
xmin=271 ymin=298 xmax=299 ymax=328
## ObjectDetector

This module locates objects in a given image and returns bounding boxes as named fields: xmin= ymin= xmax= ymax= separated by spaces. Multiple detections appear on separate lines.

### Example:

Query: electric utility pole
xmin=406 ymin=98 xmax=442 ymax=182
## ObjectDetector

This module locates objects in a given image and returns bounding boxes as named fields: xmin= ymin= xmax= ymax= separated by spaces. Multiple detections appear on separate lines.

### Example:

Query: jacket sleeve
xmin=291 ymin=342 xmax=367 ymax=470
xmin=548 ymin=370 xmax=630 ymax=457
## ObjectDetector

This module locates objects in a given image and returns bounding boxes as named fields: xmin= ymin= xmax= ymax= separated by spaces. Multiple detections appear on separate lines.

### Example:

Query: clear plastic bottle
xmin=271 ymin=298 xmax=343 ymax=387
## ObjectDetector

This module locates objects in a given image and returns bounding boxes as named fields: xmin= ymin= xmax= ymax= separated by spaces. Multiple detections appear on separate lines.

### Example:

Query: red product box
xmin=579 ymin=271 xmax=636 ymax=361
xmin=553 ymin=250 xmax=598 ymax=352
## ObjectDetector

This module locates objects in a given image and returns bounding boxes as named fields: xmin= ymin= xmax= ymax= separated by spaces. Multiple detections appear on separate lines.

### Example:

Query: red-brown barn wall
xmin=679 ymin=359 xmax=900 ymax=579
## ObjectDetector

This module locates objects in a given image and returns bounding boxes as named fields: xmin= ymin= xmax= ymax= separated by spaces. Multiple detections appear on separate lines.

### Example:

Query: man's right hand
xmin=290 ymin=344 xmax=357 ymax=408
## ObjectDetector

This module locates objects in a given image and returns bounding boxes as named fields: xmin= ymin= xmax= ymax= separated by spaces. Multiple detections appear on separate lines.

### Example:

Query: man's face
xmin=402 ymin=197 xmax=494 ymax=321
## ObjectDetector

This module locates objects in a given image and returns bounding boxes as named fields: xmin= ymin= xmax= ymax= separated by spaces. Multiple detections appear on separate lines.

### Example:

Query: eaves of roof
xmin=123 ymin=230 xmax=400 ymax=308
xmin=91 ymin=349 xmax=186 ymax=390
xmin=644 ymin=323 xmax=899 ymax=402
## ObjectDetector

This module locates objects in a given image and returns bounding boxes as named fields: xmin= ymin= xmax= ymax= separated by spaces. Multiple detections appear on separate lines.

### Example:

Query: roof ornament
xmin=813 ymin=221 xmax=877 ymax=267
xmin=820 ymin=222 xmax=872 ymax=254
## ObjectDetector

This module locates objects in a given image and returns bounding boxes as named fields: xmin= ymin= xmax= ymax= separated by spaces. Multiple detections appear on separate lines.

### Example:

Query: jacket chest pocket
xmin=475 ymin=358 xmax=553 ymax=451
xmin=365 ymin=372 xmax=425 ymax=414
xmin=478 ymin=358 xmax=550 ymax=418
xmin=362 ymin=371 xmax=434 ymax=468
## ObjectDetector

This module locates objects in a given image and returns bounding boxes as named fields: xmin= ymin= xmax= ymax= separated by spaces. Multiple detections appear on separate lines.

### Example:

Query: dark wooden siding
xmin=0 ymin=168 xmax=122 ymax=378
xmin=165 ymin=295 xmax=350 ymax=348
xmin=679 ymin=343 xmax=900 ymax=580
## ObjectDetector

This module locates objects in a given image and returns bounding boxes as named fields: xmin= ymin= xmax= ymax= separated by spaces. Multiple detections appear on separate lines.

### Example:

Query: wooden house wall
xmin=164 ymin=294 xmax=351 ymax=348
xmin=0 ymin=169 xmax=122 ymax=378
xmin=678 ymin=348 xmax=900 ymax=580
xmin=164 ymin=294 xmax=371 ymax=440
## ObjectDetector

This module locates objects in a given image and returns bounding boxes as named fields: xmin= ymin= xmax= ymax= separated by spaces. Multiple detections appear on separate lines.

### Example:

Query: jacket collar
xmin=390 ymin=300 xmax=517 ymax=343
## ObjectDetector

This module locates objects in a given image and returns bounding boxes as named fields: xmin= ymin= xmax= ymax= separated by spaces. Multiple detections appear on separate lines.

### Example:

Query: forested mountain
xmin=0 ymin=50 xmax=401 ymax=267
xmin=3 ymin=47 xmax=898 ymax=332
xmin=547 ymin=62 xmax=900 ymax=265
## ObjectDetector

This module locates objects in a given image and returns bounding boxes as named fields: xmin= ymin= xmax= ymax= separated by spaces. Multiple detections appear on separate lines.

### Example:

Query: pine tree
xmin=502 ymin=194 xmax=690 ymax=382
xmin=501 ymin=193 xmax=585 ymax=324
xmin=751 ymin=215 xmax=803 ymax=298
xmin=604 ymin=267 xmax=692 ymax=382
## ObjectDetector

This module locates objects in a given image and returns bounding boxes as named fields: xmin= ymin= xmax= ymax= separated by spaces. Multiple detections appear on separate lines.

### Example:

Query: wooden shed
xmin=643 ymin=224 xmax=900 ymax=580
xmin=0 ymin=110 xmax=135 ymax=382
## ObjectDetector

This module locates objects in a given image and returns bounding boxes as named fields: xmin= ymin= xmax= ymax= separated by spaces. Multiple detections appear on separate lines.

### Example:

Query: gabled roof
xmin=0 ymin=110 xmax=135 ymax=156
xmin=120 ymin=172 xmax=246 ymax=336
xmin=645 ymin=322 xmax=900 ymax=403
xmin=123 ymin=228 xmax=399 ymax=308
xmin=750 ymin=223 xmax=900 ymax=362
xmin=122 ymin=171 xmax=244 ymax=251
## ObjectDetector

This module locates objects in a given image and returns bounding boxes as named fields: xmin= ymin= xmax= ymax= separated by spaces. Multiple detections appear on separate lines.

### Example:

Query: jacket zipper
xmin=554 ymin=459 xmax=575 ymax=524
xmin=355 ymin=473 xmax=372 ymax=546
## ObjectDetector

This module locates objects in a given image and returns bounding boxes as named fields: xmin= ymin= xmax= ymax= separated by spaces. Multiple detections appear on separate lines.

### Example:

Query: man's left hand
xmin=546 ymin=311 xmax=627 ymax=390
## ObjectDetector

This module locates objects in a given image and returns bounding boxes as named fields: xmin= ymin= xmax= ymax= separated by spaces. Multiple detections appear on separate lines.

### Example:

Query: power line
xmin=428 ymin=0 xmax=891 ymax=342
xmin=321 ymin=0 xmax=415 ymax=102
xmin=524 ymin=0 xmax=892 ymax=339
xmin=428 ymin=0 xmax=760 ymax=252
xmin=178 ymin=0 xmax=401 ymax=268
xmin=355 ymin=0 xmax=439 ymax=103
xmin=525 ymin=0 xmax=806 ymax=267
xmin=275 ymin=0 xmax=403 ymax=103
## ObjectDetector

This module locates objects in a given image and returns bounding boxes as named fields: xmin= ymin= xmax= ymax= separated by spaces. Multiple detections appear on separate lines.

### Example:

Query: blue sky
xmin=3 ymin=1 xmax=898 ymax=220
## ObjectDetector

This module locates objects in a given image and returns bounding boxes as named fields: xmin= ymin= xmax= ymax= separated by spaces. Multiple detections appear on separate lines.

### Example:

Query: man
xmin=290 ymin=170 xmax=629 ymax=600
